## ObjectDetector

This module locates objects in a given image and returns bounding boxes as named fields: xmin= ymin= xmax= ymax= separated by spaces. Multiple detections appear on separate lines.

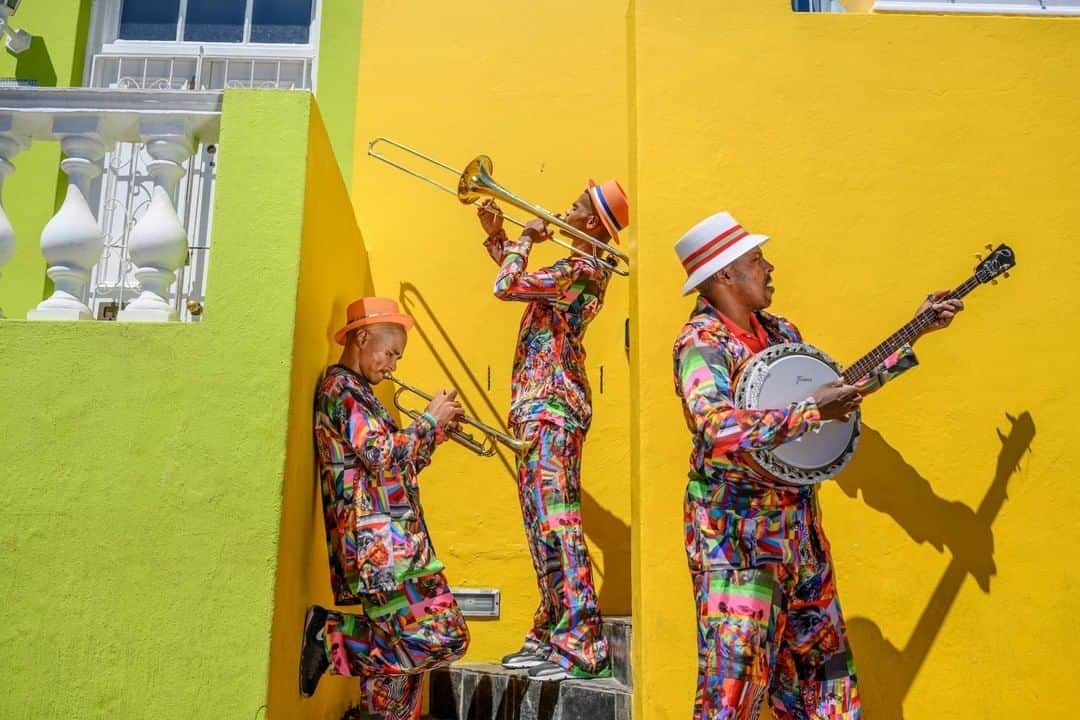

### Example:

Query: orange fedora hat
xmin=334 ymin=297 xmax=414 ymax=345
xmin=586 ymin=179 xmax=630 ymax=244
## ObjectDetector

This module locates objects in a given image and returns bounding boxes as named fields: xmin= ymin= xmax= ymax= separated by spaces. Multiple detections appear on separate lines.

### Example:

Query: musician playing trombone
xmin=299 ymin=297 xmax=469 ymax=719
xmin=476 ymin=179 xmax=630 ymax=682
xmin=671 ymin=212 xmax=964 ymax=720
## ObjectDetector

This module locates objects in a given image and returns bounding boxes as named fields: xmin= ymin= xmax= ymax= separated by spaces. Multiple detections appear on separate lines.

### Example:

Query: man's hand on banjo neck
xmin=916 ymin=290 xmax=965 ymax=338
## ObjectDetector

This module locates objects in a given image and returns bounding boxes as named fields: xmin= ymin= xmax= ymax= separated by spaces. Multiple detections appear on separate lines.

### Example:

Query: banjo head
xmin=733 ymin=343 xmax=860 ymax=486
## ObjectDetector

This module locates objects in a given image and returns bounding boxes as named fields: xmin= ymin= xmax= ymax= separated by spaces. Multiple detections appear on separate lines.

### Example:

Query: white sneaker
xmin=526 ymin=661 xmax=571 ymax=682
xmin=500 ymin=644 xmax=549 ymax=669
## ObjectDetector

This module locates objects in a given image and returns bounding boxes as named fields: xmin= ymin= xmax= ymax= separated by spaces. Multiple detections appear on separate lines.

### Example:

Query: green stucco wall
xmin=0 ymin=0 xmax=91 ymax=317
xmin=0 ymin=90 xmax=312 ymax=719
xmin=0 ymin=0 xmax=90 ymax=88
xmin=315 ymin=0 xmax=364 ymax=190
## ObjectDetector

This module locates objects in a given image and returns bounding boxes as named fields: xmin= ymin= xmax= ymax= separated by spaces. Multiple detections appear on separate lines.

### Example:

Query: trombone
xmin=367 ymin=136 xmax=630 ymax=277
xmin=385 ymin=373 xmax=532 ymax=458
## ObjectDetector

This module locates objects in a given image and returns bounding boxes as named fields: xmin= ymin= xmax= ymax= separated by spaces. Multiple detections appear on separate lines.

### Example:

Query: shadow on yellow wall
xmin=843 ymin=413 xmax=1034 ymax=719
xmin=267 ymin=97 xmax=375 ymax=719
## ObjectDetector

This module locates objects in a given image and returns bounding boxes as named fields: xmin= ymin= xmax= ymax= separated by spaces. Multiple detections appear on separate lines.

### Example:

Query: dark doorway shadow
xmin=581 ymin=484 xmax=632 ymax=614
xmin=842 ymin=412 xmax=1034 ymax=719
xmin=399 ymin=282 xmax=631 ymax=614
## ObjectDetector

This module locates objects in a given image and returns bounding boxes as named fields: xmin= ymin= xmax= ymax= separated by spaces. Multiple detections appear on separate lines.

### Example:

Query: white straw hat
xmin=674 ymin=212 xmax=769 ymax=295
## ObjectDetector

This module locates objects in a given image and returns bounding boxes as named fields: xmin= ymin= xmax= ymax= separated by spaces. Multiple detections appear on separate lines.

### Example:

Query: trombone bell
xmin=458 ymin=156 xmax=495 ymax=204
xmin=367 ymin=136 xmax=630 ymax=276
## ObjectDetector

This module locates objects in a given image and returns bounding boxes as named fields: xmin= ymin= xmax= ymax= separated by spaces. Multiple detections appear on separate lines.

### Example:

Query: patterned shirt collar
xmin=326 ymin=364 xmax=398 ymax=431
xmin=690 ymin=295 xmax=783 ymax=350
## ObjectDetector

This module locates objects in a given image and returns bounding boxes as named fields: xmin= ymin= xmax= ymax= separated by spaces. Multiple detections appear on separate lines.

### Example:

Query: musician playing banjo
xmin=298 ymin=297 xmax=469 ymax=718
xmin=476 ymin=180 xmax=630 ymax=682
xmin=671 ymin=212 xmax=963 ymax=720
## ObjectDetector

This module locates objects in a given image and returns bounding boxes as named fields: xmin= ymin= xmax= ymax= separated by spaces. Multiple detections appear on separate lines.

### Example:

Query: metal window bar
xmin=86 ymin=141 xmax=217 ymax=323
xmin=242 ymin=0 xmax=254 ymax=44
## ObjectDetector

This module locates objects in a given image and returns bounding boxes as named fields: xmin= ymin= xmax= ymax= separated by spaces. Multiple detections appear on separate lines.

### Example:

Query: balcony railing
xmin=90 ymin=52 xmax=313 ymax=91
xmin=0 ymin=87 xmax=222 ymax=321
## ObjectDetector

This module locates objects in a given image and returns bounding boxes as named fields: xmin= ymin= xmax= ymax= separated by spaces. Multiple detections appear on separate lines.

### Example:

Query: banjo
xmin=732 ymin=244 xmax=1016 ymax=486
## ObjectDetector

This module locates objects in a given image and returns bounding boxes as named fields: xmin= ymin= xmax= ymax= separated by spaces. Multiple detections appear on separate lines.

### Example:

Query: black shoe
xmin=500 ymin=642 xmax=549 ymax=669
xmin=299 ymin=605 xmax=330 ymax=697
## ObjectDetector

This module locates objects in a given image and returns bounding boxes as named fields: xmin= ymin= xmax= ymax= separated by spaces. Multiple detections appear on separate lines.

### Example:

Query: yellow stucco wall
xmin=267 ymin=97 xmax=373 ymax=718
xmin=349 ymin=0 xmax=633 ymax=664
xmin=631 ymin=3 xmax=1079 ymax=719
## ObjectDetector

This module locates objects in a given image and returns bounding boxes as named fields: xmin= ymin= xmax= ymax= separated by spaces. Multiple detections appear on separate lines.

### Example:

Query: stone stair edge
xmin=439 ymin=662 xmax=631 ymax=695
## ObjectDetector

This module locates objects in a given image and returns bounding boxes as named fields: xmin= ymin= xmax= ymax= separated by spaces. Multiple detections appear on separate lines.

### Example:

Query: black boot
xmin=298 ymin=605 xmax=330 ymax=697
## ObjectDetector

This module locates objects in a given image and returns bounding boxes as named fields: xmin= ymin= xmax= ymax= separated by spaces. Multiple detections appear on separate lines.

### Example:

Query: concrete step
xmin=428 ymin=613 xmax=632 ymax=720
xmin=428 ymin=615 xmax=633 ymax=719
xmin=428 ymin=662 xmax=630 ymax=720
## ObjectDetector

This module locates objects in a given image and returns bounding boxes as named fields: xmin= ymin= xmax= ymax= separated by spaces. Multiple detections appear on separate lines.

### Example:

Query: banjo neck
xmin=839 ymin=276 xmax=980 ymax=386
xmin=838 ymin=243 xmax=1016 ymax=384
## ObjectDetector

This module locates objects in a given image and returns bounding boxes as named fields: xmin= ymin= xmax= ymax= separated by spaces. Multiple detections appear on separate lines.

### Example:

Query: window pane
xmin=251 ymin=0 xmax=313 ymax=44
xmin=184 ymin=0 xmax=246 ymax=43
xmin=118 ymin=0 xmax=180 ymax=41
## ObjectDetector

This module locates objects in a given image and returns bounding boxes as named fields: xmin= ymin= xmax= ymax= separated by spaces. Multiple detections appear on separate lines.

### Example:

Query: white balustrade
xmin=28 ymin=119 xmax=108 ymax=320
xmin=0 ymin=87 xmax=222 ymax=322
xmin=117 ymin=120 xmax=194 ymax=322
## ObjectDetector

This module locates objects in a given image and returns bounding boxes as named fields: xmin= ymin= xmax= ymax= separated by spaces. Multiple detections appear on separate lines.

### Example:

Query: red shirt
xmin=717 ymin=310 xmax=770 ymax=354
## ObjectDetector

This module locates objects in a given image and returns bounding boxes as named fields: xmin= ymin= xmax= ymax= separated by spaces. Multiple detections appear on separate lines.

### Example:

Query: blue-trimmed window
xmin=792 ymin=0 xmax=848 ymax=10
xmin=118 ymin=0 xmax=314 ymax=44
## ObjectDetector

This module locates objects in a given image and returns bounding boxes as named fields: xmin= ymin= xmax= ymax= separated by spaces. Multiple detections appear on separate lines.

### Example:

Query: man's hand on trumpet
xmin=477 ymin=199 xmax=504 ymax=237
xmin=521 ymin=218 xmax=553 ymax=243
xmin=426 ymin=388 xmax=464 ymax=433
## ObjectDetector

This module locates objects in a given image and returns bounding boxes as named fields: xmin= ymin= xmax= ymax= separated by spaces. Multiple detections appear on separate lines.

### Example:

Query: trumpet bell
xmin=385 ymin=372 xmax=535 ymax=459
xmin=457 ymin=155 xmax=495 ymax=204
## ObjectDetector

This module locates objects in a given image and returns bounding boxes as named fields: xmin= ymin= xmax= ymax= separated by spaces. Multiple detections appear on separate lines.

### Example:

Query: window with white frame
xmin=86 ymin=0 xmax=319 ymax=92
xmin=794 ymin=0 xmax=1080 ymax=12
xmin=873 ymin=0 xmax=1080 ymax=14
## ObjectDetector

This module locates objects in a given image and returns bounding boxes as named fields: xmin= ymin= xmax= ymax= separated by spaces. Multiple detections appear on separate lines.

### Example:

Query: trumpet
xmin=367 ymin=136 xmax=629 ymax=277
xmin=384 ymin=373 xmax=532 ymax=458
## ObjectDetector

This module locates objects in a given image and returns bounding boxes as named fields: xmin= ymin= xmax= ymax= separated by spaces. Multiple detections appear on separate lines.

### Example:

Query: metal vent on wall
xmin=451 ymin=588 xmax=501 ymax=618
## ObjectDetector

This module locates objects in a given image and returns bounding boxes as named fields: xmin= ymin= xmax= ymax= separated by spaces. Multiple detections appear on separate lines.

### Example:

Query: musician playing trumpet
xmin=476 ymin=179 xmax=630 ymax=681
xmin=671 ymin=213 xmax=963 ymax=720
xmin=298 ymin=297 xmax=469 ymax=719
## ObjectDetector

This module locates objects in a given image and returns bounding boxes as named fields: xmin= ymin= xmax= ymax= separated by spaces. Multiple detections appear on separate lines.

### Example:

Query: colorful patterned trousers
xmin=323 ymin=572 xmax=469 ymax=720
xmin=512 ymin=420 xmax=608 ymax=674
xmin=693 ymin=548 xmax=860 ymax=719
